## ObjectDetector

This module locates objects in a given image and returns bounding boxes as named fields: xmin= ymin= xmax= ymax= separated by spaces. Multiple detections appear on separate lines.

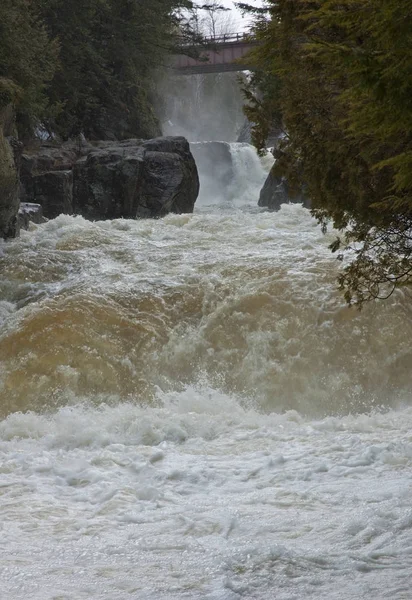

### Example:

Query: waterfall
xmin=191 ymin=141 xmax=273 ymax=209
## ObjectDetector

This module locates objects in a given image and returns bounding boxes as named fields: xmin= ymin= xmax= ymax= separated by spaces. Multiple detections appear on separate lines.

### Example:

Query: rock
xmin=0 ymin=105 xmax=21 ymax=239
xmin=73 ymin=142 xmax=145 ymax=220
xmin=74 ymin=136 xmax=199 ymax=219
xmin=258 ymin=169 xmax=289 ymax=210
xmin=20 ymin=140 xmax=89 ymax=207
xmin=16 ymin=136 xmax=198 ymax=223
xmin=23 ymin=142 xmax=79 ymax=173
xmin=140 ymin=137 xmax=199 ymax=216
xmin=33 ymin=170 xmax=73 ymax=218
xmin=258 ymin=167 xmax=311 ymax=211
xmin=18 ymin=203 xmax=45 ymax=230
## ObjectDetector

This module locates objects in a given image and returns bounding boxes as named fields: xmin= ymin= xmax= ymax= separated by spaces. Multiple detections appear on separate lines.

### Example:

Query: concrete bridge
xmin=173 ymin=33 xmax=258 ymax=75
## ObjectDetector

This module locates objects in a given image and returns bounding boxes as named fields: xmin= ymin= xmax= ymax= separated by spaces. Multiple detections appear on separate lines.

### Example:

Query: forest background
xmin=0 ymin=0 xmax=214 ymax=142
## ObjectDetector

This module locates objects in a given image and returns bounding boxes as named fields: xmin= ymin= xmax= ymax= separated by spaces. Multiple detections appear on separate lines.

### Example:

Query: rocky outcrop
xmin=73 ymin=137 xmax=199 ymax=219
xmin=0 ymin=105 xmax=21 ymax=238
xmin=73 ymin=141 xmax=144 ymax=220
xmin=20 ymin=140 xmax=90 ymax=206
xmin=258 ymin=167 xmax=311 ymax=211
xmin=21 ymin=136 xmax=199 ymax=221
xmin=141 ymin=137 xmax=199 ymax=216
xmin=34 ymin=171 xmax=74 ymax=218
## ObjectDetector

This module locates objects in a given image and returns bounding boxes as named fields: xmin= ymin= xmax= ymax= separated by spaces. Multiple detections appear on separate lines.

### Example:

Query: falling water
xmin=1 ymin=143 xmax=412 ymax=599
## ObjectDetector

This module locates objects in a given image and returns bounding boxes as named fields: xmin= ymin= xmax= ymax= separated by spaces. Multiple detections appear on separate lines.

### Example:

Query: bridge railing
xmin=176 ymin=32 xmax=252 ymax=48
xmin=203 ymin=33 xmax=251 ymax=44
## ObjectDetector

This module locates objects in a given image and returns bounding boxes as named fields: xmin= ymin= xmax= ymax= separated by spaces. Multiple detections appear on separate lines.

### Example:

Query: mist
xmin=159 ymin=71 xmax=248 ymax=143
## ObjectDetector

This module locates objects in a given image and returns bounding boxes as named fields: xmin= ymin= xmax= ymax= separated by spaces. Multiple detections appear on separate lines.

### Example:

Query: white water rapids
xmin=1 ymin=143 xmax=412 ymax=599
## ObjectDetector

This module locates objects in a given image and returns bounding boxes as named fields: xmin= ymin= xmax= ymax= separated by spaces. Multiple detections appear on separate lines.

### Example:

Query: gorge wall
xmin=0 ymin=105 xmax=20 ymax=238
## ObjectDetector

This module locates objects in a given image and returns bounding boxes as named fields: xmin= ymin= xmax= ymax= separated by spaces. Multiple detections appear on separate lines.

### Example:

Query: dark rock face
xmin=0 ymin=138 xmax=19 ymax=239
xmin=0 ymin=106 xmax=21 ymax=239
xmin=20 ymin=141 xmax=89 ymax=206
xmin=258 ymin=168 xmax=311 ymax=211
xmin=73 ymin=143 xmax=144 ymax=220
xmin=190 ymin=142 xmax=233 ymax=187
xmin=34 ymin=171 xmax=73 ymax=218
xmin=258 ymin=170 xmax=289 ymax=211
xmin=21 ymin=136 xmax=199 ymax=221
xmin=140 ymin=137 xmax=199 ymax=216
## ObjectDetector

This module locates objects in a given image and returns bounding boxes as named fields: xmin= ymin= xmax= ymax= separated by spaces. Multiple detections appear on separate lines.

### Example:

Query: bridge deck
xmin=173 ymin=34 xmax=257 ymax=75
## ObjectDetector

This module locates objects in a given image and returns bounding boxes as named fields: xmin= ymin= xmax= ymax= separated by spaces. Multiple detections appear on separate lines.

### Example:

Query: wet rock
xmin=190 ymin=142 xmax=233 ymax=187
xmin=33 ymin=170 xmax=73 ymax=218
xmin=0 ymin=104 xmax=21 ymax=239
xmin=16 ymin=136 xmax=198 ymax=223
xmin=140 ymin=137 xmax=199 ymax=216
xmin=23 ymin=141 xmax=80 ymax=173
xmin=20 ymin=140 xmax=88 ymax=204
xmin=258 ymin=169 xmax=288 ymax=210
xmin=18 ymin=202 xmax=46 ymax=230
xmin=73 ymin=142 xmax=145 ymax=220
xmin=258 ymin=167 xmax=310 ymax=211
xmin=0 ymin=137 xmax=19 ymax=238
xmin=74 ymin=137 xmax=199 ymax=219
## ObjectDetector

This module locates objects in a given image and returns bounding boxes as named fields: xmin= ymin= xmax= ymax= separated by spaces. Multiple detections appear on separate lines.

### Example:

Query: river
xmin=1 ymin=143 xmax=412 ymax=599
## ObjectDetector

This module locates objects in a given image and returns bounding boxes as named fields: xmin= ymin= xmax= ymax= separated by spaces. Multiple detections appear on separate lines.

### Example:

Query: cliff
xmin=0 ymin=105 xmax=20 ymax=238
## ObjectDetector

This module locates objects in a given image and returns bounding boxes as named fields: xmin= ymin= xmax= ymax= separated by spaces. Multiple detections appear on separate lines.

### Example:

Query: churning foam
xmin=0 ymin=202 xmax=410 ymax=417
xmin=1 ymin=393 xmax=412 ymax=599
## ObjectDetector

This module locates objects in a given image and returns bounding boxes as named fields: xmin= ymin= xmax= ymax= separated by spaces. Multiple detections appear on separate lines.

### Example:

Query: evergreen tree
xmin=0 ymin=0 xmax=205 ymax=142
xmin=0 ymin=0 xmax=58 ymax=137
xmin=39 ymin=0 xmax=196 ymax=140
xmin=241 ymin=0 xmax=412 ymax=306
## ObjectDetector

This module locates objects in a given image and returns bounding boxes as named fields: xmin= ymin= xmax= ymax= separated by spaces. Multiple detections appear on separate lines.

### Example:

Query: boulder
xmin=140 ymin=137 xmax=199 ymax=216
xmin=18 ymin=202 xmax=45 ymax=230
xmin=16 ymin=136 xmax=199 ymax=222
xmin=21 ymin=141 xmax=80 ymax=176
xmin=258 ymin=169 xmax=289 ymax=210
xmin=258 ymin=167 xmax=311 ymax=211
xmin=73 ymin=142 xmax=145 ymax=220
xmin=74 ymin=137 xmax=199 ymax=219
xmin=0 ymin=105 xmax=21 ymax=238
